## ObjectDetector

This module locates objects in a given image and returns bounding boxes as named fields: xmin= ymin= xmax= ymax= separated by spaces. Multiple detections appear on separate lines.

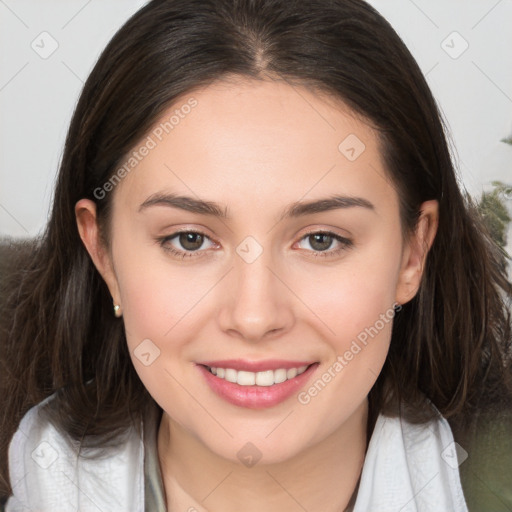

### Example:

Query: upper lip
xmin=197 ymin=359 xmax=317 ymax=372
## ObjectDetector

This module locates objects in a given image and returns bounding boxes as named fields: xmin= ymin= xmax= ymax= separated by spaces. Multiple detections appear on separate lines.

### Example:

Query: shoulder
xmin=5 ymin=394 xmax=145 ymax=512
xmin=353 ymin=412 xmax=468 ymax=512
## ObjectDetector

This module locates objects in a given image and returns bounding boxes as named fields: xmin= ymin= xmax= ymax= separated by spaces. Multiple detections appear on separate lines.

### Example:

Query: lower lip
xmin=196 ymin=363 xmax=320 ymax=409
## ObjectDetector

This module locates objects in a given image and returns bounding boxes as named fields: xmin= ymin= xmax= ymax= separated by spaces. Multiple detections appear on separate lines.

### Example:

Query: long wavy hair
xmin=1 ymin=0 xmax=511 ymax=498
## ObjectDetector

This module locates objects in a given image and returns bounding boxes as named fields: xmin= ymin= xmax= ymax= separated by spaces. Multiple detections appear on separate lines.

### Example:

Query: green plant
xmin=477 ymin=181 xmax=511 ymax=249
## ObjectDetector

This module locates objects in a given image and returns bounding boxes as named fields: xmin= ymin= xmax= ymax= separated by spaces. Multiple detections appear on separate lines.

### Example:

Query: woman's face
xmin=78 ymin=77 xmax=436 ymax=464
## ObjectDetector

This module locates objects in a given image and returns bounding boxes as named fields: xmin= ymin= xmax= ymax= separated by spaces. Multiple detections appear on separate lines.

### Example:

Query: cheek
xmin=111 ymin=237 xmax=227 ymax=397
xmin=302 ymin=238 xmax=401 ymax=346
xmin=118 ymin=266 xmax=177 ymax=342
xmin=114 ymin=239 xmax=218 ymax=344
xmin=294 ymin=236 xmax=401 ymax=400
xmin=292 ymin=264 xmax=398 ymax=433
xmin=114 ymin=257 xmax=204 ymax=414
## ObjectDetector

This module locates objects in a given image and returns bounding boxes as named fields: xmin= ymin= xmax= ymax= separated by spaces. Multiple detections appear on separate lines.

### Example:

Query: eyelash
xmin=156 ymin=229 xmax=353 ymax=260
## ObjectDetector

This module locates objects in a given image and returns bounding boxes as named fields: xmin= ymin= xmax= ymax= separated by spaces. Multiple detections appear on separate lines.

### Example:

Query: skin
xmin=76 ymin=77 xmax=438 ymax=512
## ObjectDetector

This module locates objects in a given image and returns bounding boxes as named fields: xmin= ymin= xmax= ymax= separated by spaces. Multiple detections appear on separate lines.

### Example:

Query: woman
xmin=1 ymin=0 xmax=511 ymax=510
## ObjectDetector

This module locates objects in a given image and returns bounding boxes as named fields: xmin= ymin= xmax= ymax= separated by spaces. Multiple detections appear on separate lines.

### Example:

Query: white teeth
xmin=237 ymin=370 xmax=256 ymax=386
xmin=207 ymin=365 xmax=310 ymax=386
xmin=255 ymin=370 xmax=274 ymax=386
xmin=287 ymin=368 xmax=298 ymax=379
xmin=225 ymin=368 xmax=237 ymax=383
xmin=274 ymin=369 xmax=288 ymax=384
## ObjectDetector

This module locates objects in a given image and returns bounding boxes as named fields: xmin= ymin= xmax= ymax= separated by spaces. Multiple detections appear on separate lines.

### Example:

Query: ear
xmin=395 ymin=200 xmax=439 ymax=305
xmin=75 ymin=199 xmax=121 ymax=308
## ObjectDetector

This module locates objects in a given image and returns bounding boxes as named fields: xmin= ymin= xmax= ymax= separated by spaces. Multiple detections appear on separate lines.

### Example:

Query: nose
xmin=217 ymin=247 xmax=295 ymax=342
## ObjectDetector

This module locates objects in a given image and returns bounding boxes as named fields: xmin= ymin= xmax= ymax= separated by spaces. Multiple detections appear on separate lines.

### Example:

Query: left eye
xmin=296 ymin=232 xmax=352 ymax=256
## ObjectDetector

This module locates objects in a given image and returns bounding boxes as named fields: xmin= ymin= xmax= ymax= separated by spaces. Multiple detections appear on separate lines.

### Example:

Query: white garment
xmin=353 ymin=412 xmax=468 ymax=511
xmin=6 ymin=395 xmax=468 ymax=512
xmin=6 ymin=395 xmax=145 ymax=512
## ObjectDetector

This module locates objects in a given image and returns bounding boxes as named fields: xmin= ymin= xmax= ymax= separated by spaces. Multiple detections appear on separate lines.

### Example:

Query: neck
xmin=158 ymin=400 xmax=369 ymax=512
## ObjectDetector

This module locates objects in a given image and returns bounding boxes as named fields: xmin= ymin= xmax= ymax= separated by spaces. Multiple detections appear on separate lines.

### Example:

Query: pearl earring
xmin=113 ymin=303 xmax=122 ymax=317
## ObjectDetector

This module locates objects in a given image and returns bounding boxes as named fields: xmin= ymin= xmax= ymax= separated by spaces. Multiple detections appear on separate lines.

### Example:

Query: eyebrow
xmin=138 ymin=193 xmax=375 ymax=220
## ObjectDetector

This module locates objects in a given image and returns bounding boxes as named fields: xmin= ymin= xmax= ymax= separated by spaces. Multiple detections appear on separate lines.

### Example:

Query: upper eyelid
xmin=300 ymin=227 xmax=351 ymax=239
xmin=295 ymin=231 xmax=352 ymax=250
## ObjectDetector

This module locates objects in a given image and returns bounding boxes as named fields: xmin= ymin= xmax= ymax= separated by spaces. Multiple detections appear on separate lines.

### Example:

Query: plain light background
xmin=1 ymin=0 xmax=511 ymax=254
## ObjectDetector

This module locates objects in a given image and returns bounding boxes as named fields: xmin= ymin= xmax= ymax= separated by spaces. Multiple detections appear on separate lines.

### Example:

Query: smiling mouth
xmin=200 ymin=363 xmax=315 ymax=387
xmin=196 ymin=362 xmax=320 ymax=409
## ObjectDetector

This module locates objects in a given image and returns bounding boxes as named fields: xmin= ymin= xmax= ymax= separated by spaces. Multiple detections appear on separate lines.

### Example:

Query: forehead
xmin=112 ymin=77 xmax=396 ymax=215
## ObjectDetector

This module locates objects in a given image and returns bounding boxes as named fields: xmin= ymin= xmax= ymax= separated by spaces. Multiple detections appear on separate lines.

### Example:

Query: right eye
xmin=157 ymin=230 xmax=217 ymax=259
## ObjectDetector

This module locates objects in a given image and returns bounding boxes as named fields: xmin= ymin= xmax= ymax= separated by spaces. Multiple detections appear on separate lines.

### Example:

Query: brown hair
xmin=1 ymin=0 xmax=511 ymax=498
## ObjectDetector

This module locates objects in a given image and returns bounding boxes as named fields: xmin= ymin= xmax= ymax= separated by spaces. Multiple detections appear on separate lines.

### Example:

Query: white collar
xmin=352 ymin=412 xmax=468 ymax=511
